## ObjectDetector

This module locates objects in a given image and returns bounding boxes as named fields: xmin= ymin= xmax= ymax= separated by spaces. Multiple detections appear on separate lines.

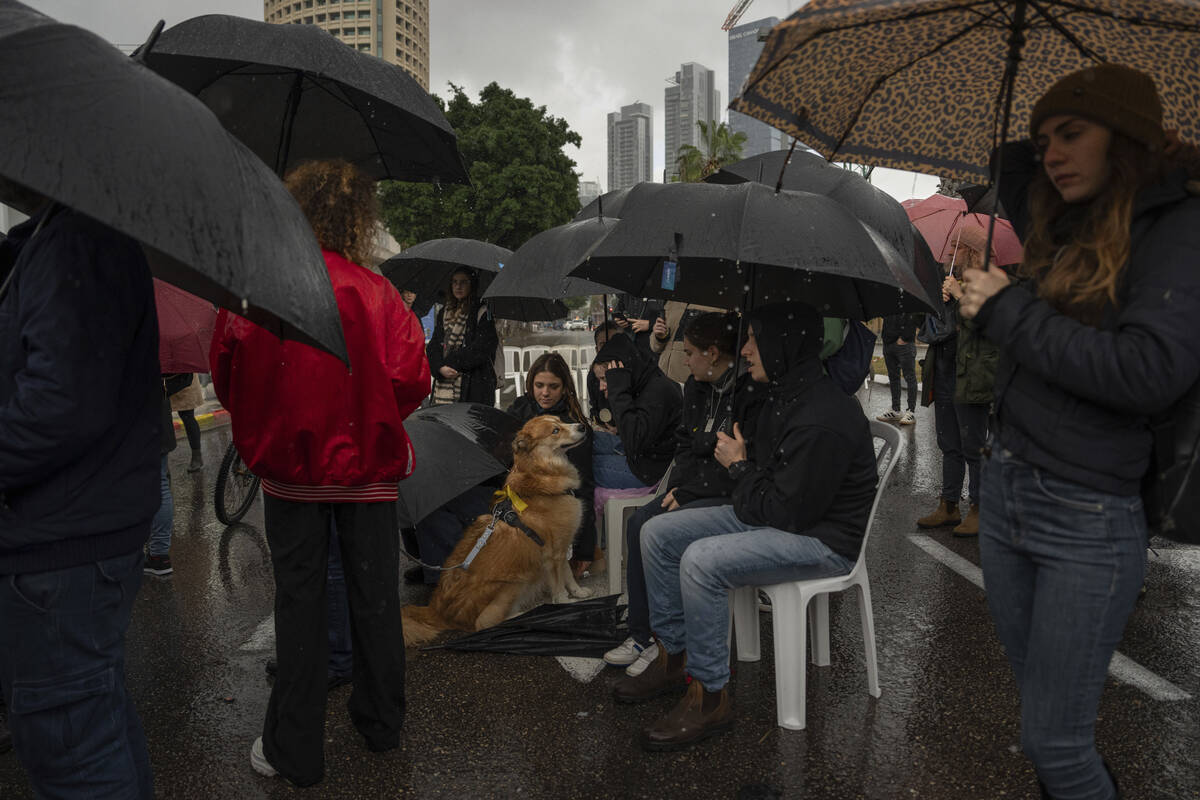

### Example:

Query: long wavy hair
xmin=525 ymin=352 xmax=587 ymax=426
xmin=443 ymin=268 xmax=478 ymax=316
xmin=1020 ymin=133 xmax=1166 ymax=323
xmin=284 ymin=160 xmax=377 ymax=267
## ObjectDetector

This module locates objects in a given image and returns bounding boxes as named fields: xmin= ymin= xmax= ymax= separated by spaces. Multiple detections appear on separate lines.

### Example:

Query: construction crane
xmin=721 ymin=0 xmax=755 ymax=30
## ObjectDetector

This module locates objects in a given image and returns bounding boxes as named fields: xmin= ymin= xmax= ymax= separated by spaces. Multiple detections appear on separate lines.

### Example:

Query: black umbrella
xmin=380 ymin=237 xmax=565 ymax=321
xmin=482 ymin=217 xmax=622 ymax=315
xmin=574 ymin=187 xmax=633 ymax=221
xmin=427 ymin=594 xmax=629 ymax=658
xmin=138 ymin=14 xmax=468 ymax=183
xmin=569 ymin=181 xmax=938 ymax=319
xmin=396 ymin=403 xmax=520 ymax=528
xmin=0 ymin=1 xmax=346 ymax=360
xmin=705 ymin=148 xmax=942 ymax=317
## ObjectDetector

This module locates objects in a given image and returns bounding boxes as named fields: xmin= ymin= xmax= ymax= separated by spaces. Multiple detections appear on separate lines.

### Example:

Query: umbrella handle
xmin=984 ymin=0 xmax=1028 ymax=273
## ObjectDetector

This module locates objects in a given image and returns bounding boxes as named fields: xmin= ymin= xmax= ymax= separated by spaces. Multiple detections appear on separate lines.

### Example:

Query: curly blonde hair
xmin=284 ymin=160 xmax=377 ymax=267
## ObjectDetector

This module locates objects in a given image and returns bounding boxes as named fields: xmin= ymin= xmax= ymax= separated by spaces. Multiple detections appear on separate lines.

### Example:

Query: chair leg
xmin=769 ymin=584 xmax=808 ymax=730
xmin=605 ymin=504 xmax=623 ymax=597
xmin=731 ymin=586 xmax=760 ymax=662
xmin=809 ymin=593 xmax=830 ymax=667
xmin=857 ymin=578 xmax=881 ymax=698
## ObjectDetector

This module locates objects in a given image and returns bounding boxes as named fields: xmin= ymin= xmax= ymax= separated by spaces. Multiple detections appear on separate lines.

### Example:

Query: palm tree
xmin=674 ymin=120 xmax=748 ymax=182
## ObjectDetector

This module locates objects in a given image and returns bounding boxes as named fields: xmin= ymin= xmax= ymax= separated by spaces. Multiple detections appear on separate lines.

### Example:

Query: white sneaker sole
xmin=250 ymin=737 xmax=277 ymax=778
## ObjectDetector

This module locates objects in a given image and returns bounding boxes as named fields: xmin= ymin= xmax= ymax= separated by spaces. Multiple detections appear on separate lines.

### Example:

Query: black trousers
xmin=882 ymin=341 xmax=918 ymax=411
xmin=261 ymin=496 xmax=405 ymax=786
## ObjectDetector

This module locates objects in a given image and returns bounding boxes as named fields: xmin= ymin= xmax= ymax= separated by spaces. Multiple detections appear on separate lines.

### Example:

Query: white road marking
xmin=907 ymin=535 xmax=1193 ymax=702
xmin=239 ymin=613 xmax=276 ymax=652
xmin=555 ymin=656 xmax=606 ymax=683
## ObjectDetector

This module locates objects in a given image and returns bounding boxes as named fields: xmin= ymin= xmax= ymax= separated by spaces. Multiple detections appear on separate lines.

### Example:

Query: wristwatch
xmin=727 ymin=460 xmax=752 ymax=481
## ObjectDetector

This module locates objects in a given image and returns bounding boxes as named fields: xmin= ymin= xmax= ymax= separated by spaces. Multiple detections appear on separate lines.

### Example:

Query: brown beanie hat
xmin=1029 ymin=64 xmax=1165 ymax=150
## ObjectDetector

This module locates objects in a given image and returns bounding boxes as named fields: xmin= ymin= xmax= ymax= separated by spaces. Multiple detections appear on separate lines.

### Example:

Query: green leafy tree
xmin=379 ymin=82 xmax=582 ymax=250
xmin=674 ymin=120 xmax=748 ymax=182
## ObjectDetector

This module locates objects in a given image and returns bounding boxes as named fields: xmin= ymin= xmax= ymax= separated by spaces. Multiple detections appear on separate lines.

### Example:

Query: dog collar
xmin=495 ymin=484 xmax=528 ymax=514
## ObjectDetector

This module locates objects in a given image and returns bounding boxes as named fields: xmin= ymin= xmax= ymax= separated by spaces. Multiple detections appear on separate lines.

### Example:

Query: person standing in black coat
xmin=0 ymin=187 xmax=160 ymax=797
xmin=427 ymin=268 xmax=498 ymax=406
xmin=612 ymin=301 xmax=877 ymax=751
xmin=506 ymin=352 xmax=598 ymax=577
xmin=961 ymin=66 xmax=1200 ymax=799
xmin=591 ymin=334 xmax=681 ymax=489
xmin=876 ymin=312 xmax=923 ymax=425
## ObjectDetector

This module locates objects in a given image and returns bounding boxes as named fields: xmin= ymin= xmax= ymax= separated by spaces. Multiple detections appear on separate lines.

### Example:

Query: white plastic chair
xmin=729 ymin=420 xmax=904 ymax=730
xmin=580 ymin=344 xmax=597 ymax=367
xmin=501 ymin=346 xmax=523 ymax=378
xmin=521 ymin=346 xmax=549 ymax=371
xmin=601 ymin=461 xmax=675 ymax=596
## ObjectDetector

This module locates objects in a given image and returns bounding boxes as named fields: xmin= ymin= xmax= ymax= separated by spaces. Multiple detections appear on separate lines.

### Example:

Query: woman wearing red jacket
xmin=210 ymin=160 xmax=429 ymax=788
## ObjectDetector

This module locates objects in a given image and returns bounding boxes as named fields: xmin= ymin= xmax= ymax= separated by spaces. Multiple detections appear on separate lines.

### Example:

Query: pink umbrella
xmin=904 ymin=194 xmax=1023 ymax=274
xmin=155 ymin=278 xmax=216 ymax=373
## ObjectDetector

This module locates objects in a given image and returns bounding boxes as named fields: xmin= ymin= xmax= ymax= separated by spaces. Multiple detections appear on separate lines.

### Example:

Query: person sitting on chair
xmin=612 ymin=301 xmax=877 ymax=751
xmin=603 ymin=311 xmax=762 ymax=677
xmin=590 ymin=333 xmax=681 ymax=490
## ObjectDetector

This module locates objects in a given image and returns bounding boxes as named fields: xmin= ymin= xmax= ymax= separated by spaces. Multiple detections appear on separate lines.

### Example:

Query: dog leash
xmin=401 ymin=487 xmax=547 ymax=574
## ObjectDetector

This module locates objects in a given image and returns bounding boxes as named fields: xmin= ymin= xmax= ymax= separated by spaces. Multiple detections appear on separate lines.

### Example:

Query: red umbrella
xmin=155 ymin=278 xmax=216 ymax=373
xmin=904 ymin=195 xmax=1022 ymax=275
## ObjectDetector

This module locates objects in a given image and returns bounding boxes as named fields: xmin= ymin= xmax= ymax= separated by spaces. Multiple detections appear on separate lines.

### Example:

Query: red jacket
xmin=210 ymin=250 xmax=429 ymax=500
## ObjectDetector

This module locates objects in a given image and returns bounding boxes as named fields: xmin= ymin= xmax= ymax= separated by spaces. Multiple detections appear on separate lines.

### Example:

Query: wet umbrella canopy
xmin=428 ymin=594 xmax=629 ymax=658
xmin=574 ymin=187 xmax=633 ymax=222
xmin=483 ymin=217 xmax=622 ymax=314
xmin=732 ymin=0 xmax=1200 ymax=181
xmin=154 ymin=279 xmax=216 ymax=374
xmin=0 ymin=1 xmax=346 ymax=360
xmin=569 ymin=181 xmax=938 ymax=319
xmin=381 ymin=237 xmax=565 ymax=321
xmin=140 ymin=14 xmax=468 ymax=183
xmin=396 ymin=403 xmax=521 ymax=528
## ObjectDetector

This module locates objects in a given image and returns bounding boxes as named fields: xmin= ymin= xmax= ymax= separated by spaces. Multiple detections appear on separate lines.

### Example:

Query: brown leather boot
xmin=917 ymin=498 xmax=961 ymax=529
xmin=952 ymin=503 xmax=980 ymax=537
xmin=613 ymin=643 xmax=687 ymax=704
xmin=641 ymin=679 xmax=734 ymax=751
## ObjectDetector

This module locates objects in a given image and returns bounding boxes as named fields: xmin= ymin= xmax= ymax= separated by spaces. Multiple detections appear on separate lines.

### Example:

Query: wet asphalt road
xmin=1 ymin=364 xmax=1197 ymax=799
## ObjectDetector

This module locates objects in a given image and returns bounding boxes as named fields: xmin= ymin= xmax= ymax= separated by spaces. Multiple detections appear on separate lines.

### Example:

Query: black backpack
xmin=824 ymin=320 xmax=877 ymax=395
xmin=1144 ymin=378 xmax=1200 ymax=544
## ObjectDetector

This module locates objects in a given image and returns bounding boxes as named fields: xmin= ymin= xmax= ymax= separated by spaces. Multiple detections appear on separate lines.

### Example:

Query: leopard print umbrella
xmin=731 ymin=0 xmax=1200 ymax=181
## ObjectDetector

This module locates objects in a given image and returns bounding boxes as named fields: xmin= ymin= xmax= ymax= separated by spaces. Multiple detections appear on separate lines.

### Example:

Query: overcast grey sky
xmin=30 ymin=0 xmax=938 ymax=200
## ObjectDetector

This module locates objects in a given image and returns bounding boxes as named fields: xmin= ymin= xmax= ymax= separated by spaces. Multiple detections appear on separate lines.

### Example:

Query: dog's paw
xmin=552 ymin=593 xmax=571 ymax=604
xmin=568 ymin=586 xmax=594 ymax=599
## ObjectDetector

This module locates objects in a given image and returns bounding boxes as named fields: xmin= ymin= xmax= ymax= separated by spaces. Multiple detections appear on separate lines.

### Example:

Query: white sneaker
xmin=624 ymin=642 xmax=660 ymax=677
xmin=876 ymin=409 xmax=903 ymax=423
xmin=899 ymin=410 xmax=916 ymax=425
xmin=603 ymin=636 xmax=648 ymax=667
xmin=250 ymin=737 xmax=277 ymax=778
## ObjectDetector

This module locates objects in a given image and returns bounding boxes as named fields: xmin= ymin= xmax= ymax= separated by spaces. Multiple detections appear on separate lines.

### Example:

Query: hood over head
xmin=747 ymin=302 xmax=823 ymax=383
xmin=594 ymin=333 xmax=656 ymax=384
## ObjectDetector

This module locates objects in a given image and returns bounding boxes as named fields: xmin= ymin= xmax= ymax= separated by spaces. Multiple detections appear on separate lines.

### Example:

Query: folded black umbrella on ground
xmin=139 ymin=13 xmax=468 ymax=183
xmin=426 ymin=594 xmax=629 ymax=658
xmin=0 ymin=1 xmax=346 ymax=360
xmin=397 ymin=403 xmax=520 ymax=528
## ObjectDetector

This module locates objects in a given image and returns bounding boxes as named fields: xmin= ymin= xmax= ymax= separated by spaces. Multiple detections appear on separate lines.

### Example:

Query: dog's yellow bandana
xmin=494 ymin=484 xmax=528 ymax=514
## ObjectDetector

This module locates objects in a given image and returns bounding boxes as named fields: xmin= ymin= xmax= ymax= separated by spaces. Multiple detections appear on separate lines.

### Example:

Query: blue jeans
xmin=980 ymin=449 xmax=1145 ymax=800
xmin=641 ymin=504 xmax=852 ymax=689
xmin=148 ymin=454 xmax=172 ymax=557
xmin=593 ymin=430 xmax=647 ymax=490
xmin=0 ymin=550 xmax=152 ymax=799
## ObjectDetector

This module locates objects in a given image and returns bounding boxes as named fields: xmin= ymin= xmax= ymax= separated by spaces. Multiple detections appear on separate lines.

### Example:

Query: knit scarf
xmin=432 ymin=307 xmax=467 ymax=405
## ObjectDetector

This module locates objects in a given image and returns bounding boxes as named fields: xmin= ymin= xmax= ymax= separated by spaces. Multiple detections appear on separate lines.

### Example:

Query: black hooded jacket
xmin=668 ymin=368 xmax=762 ymax=506
xmin=731 ymin=303 xmax=878 ymax=561
xmin=594 ymin=334 xmax=682 ymax=485
xmin=506 ymin=393 xmax=596 ymax=552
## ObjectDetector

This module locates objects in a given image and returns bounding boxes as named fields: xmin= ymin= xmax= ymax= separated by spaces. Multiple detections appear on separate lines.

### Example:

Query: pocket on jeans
xmin=9 ymin=570 xmax=64 ymax=614
xmin=1033 ymin=469 xmax=1105 ymax=513
xmin=10 ymin=666 xmax=115 ymax=751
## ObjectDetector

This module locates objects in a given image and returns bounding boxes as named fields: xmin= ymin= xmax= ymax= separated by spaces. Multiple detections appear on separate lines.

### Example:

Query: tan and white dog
xmin=402 ymin=415 xmax=593 ymax=646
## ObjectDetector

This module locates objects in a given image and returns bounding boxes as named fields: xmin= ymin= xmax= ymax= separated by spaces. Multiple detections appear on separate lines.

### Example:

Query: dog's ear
xmin=513 ymin=433 xmax=532 ymax=455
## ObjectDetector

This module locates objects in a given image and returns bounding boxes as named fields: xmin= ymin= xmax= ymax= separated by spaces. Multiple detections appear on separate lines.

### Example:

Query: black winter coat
xmin=979 ymin=141 xmax=1200 ymax=495
xmin=594 ymin=335 xmax=681 ymax=485
xmin=667 ymin=369 xmax=762 ymax=506
xmin=0 ymin=207 xmax=160 ymax=574
xmin=427 ymin=301 xmax=498 ymax=406
xmin=506 ymin=394 xmax=596 ymax=553
xmin=731 ymin=304 xmax=878 ymax=561
xmin=881 ymin=313 xmax=923 ymax=344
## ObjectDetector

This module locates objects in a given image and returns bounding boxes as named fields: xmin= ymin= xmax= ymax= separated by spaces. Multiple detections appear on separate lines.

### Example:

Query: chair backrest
xmin=580 ymin=344 xmax=597 ymax=367
xmin=502 ymin=346 xmax=523 ymax=376
xmin=522 ymin=345 xmax=549 ymax=371
xmin=852 ymin=420 xmax=906 ymax=568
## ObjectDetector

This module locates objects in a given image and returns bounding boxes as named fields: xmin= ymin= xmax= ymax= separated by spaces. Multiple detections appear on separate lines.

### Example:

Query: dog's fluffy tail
xmin=401 ymin=605 xmax=448 ymax=647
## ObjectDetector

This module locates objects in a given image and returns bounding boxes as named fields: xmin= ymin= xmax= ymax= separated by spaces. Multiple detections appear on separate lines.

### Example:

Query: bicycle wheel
xmin=215 ymin=443 xmax=261 ymax=525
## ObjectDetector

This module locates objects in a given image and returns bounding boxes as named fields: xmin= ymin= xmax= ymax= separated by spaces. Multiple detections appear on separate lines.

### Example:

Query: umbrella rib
xmin=1025 ymin=0 xmax=1103 ymax=61
xmin=828 ymin=8 xmax=1001 ymax=161
xmin=1037 ymin=0 xmax=1200 ymax=34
